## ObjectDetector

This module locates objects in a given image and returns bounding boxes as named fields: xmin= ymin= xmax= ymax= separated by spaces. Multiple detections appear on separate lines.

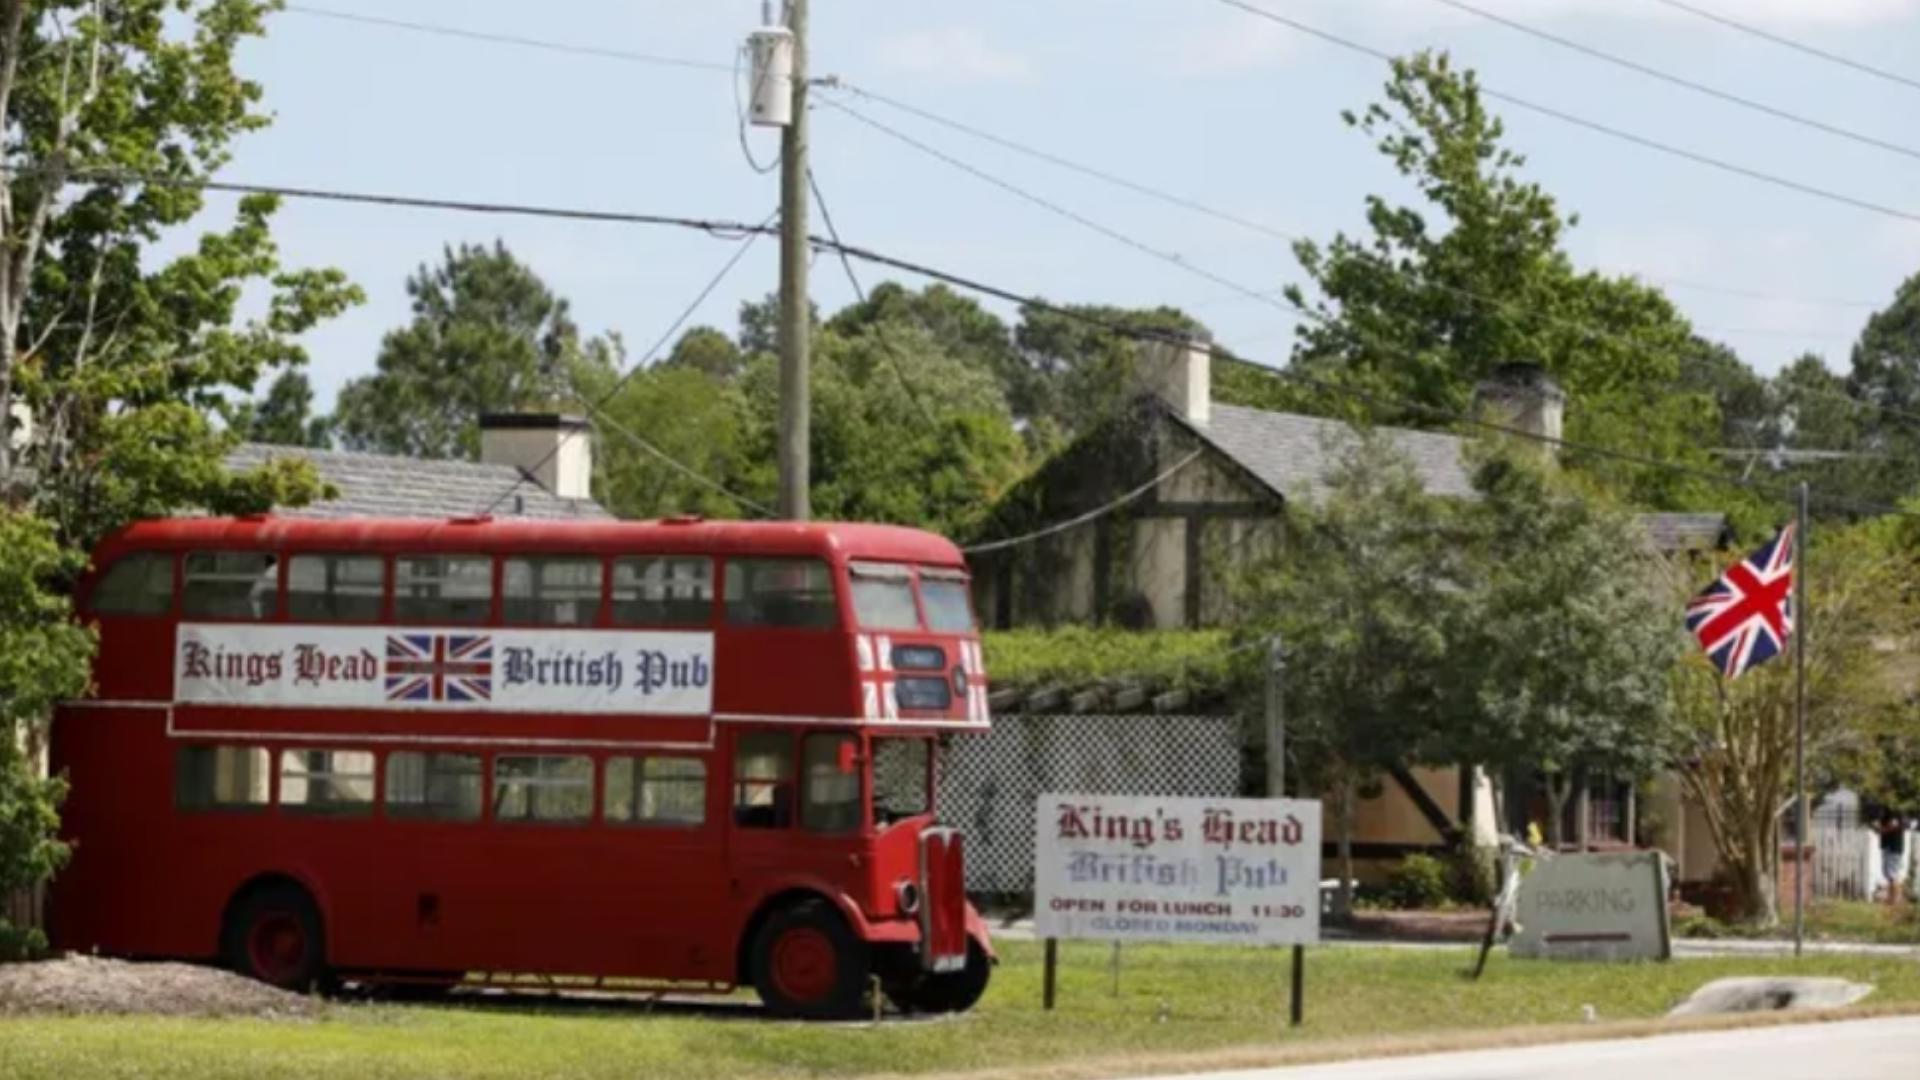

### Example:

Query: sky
xmin=202 ymin=0 xmax=1920 ymax=411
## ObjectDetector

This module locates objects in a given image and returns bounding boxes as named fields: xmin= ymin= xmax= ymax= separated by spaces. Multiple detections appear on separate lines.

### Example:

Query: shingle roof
xmin=1183 ymin=402 xmax=1479 ymax=501
xmin=227 ymin=443 xmax=613 ymax=521
xmin=1167 ymin=402 xmax=1728 ymax=552
xmin=1638 ymin=512 xmax=1733 ymax=553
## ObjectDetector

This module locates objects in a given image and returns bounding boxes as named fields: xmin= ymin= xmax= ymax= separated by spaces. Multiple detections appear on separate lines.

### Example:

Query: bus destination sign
xmin=173 ymin=624 xmax=714 ymax=716
xmin=1034 ymin=793 xmax=1322 ymax=946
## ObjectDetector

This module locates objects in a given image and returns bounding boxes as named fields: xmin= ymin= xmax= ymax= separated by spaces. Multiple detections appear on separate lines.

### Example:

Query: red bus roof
xmin=93 ymin=516 xmax=967 ymax=569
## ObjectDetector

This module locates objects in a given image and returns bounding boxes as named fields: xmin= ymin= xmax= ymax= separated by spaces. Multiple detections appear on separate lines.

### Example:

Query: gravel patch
xmin=0 ymin=955 xmax=322 ymax=1018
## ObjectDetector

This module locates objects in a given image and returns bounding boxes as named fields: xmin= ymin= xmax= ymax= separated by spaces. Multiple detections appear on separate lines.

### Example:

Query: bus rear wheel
xmin=885 ymin=941 xmax=991 ymax=1015
xmin=222 ymin=884 xmax=329 ymax=993
xmin=750 ymin=901 xmax=869 ymax=1020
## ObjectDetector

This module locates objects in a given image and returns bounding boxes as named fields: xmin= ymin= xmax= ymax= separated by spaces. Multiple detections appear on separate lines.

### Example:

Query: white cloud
xmin=873 ymin=26 xmax=1030 ymax=84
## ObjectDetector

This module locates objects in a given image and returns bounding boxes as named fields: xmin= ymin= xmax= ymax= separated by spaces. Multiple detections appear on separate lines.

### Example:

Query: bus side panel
xmin=50 ymin=708 xmax=226 ymax=961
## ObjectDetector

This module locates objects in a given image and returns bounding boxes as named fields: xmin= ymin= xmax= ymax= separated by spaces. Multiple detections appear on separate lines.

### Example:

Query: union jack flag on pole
xmin=1686 ymin=524 xmax=1796 ymax=680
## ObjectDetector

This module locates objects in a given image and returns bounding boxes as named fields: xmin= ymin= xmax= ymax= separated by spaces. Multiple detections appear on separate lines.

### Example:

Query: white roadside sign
xmin=1510 ymin=850 xmax=1672 ymax=962
xmin=1034 ymin=793 xmax=1322 ymax=946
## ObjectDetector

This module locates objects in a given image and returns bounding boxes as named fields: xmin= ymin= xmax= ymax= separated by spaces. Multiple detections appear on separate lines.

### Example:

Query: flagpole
xmin=1794 ymin=482 xmax=1809 ymax=959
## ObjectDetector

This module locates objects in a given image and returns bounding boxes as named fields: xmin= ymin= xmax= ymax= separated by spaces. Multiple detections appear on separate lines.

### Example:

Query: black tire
xmin=885 ymin=940 xmax=991 ymax=1015
xmin=750 ymin=900 xmax=870 ymax=1020
xmin=221 ymin=883 xmax=330 ymax=993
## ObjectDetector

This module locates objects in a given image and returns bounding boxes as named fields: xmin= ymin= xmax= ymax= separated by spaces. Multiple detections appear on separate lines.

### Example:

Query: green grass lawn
xmin=4 ymin=942 xmax=1920 ymax=1080
xmin=1678 ymin=901 xmax=1920 ymax=944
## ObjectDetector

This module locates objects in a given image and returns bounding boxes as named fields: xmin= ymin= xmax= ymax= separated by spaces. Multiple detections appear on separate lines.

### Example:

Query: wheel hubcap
xmin=770 ymin=927 xmax=837 ymax=1004
xmin=248 ymin=912 xmax=306 ymax=985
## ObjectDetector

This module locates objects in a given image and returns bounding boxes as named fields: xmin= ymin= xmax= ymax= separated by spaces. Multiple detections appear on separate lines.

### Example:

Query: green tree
xmin=1234 ymin=433 xmax=1465 ymax=917
xmin=0 ymin=1 xmax=358 ymax=931
xmin=333 ymin=241 xmax=616 ymax=460
xmin=233 ymin=369 xmax=330 ymax=448
xmin=1283 ymin=51 xmax=1719 ymax=511
xmin=1011 ymin=303 xmax=1206 ymax=450
xmin=592 ymin=360 xmax=755 ymax=520
xmin=0 ymin=511 xmax=94 ymax=958
xmin=1668 ymin=524 xmax=1910 ymax=925
xmin=1847 ymin=272 xmax=1920 ymax=505
xmin=1451 ymin=451 xmax=1684 ymax=847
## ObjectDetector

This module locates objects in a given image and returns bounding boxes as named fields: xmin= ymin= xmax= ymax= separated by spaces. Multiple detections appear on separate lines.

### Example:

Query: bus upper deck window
xmin=287 ymin=554 xmax=384 ymax=622
xmin=724 ymin=558 xmax=837 ymax=629
xmin=612 ymin=557 xmax=713 ymax=627
xmin=918 ymin=568 xmax=976 ymax=634
xmin=504 ymin=557 xmax=603 ymax=626
xmin=396 ymin=555 xmax=493 ymax=624
xmin=183 ymin=551 xmax=278 ymax=621
xmin=849 ymin=562 xmax=920 ymax=631
xmin=90 ymin=553 xmax=175 ymax=616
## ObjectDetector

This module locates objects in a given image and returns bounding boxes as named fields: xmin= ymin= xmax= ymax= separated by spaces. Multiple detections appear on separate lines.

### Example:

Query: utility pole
xmin=775 ymin=0 xmax=811 ymax=520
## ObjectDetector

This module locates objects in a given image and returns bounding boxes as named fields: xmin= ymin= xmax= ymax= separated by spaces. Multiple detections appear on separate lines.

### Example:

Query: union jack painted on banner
xmin=385 ymin=634 xmax=494 ymax=703
xmin=1686 ymin=524 xmax=1795 ymax=680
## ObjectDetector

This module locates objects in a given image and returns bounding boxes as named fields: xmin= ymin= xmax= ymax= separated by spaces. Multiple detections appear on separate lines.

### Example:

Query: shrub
xmin=1449 ymin=843 xmax=1497 ymax=907
xmin=0 ymin=919 xmax=46 ymax=963
xmin=1382 ymin=853 xmax=1452 ymax=910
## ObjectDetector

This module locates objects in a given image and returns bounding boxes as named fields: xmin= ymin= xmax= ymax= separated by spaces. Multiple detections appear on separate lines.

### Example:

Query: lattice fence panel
xmin=937 ymin=713 xmax=1242 ymax=897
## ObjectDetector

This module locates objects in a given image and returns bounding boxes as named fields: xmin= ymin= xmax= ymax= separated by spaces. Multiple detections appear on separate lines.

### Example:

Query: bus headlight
xmin=895 ymin=879 xmax=923 ymax=915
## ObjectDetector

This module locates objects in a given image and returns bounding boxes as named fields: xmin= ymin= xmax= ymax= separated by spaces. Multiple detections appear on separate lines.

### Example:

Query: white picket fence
xmin=1806 ymin=822 xmax=1914 ymax=901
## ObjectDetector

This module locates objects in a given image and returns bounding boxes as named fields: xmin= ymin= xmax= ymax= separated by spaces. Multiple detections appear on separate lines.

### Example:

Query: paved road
xmin=1150 ymin=1017 xmax=1920 ymax=1079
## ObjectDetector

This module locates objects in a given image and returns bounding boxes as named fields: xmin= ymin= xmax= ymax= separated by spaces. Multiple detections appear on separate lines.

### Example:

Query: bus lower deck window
xmin=802 ymin=734 xmax=860 ymax=834
xmin=606 ymin=756 xmax=707 ymax=826
xmin=493 ymin=755 xmax=592 ymax=823
xmin=175 ymin=746 xmax=270 ymax=811
xmin=732 ymin=732 xmax=794 ymax=829
xmin=386 ymin=751 xmax=482 ymax=821
xmin=280 ymin=749 xmax=376 ymax=815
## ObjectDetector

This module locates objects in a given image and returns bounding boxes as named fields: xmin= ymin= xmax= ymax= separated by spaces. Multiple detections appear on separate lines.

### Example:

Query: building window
xmin=175 ymin=746 xmax=270 ymax=811
xmin=724 ymin=558 xmax=837 ymax=629
xmin=182 ymin=551 xmax=278 ymax=621
xmin=395 ymin=555 xmax=492 ymax=624
xmin=91 ymin=553 xmax=174 ymax=616
xmin=492 ymin=755 xmax=592 ymax=824
xmin=287 ymin=554 xmax=385 ymax=623
xmin=849 ymin=562 xmax=920 ymax=631
xmin=801 ymin=733 xmax=860 ymax=834
xmin=732 ymin=732 xmax=793 ymax=829
xmin=605 ymin=756 xmax=707 ymax=826
xmin=504 ymin=557 xmax=603 ymax=626
xmin=385 ymin=751 xmax=482 ymax=822
xmin=279 ymin=749 xmax=376 ymax=815
xmin=611 ymin=557 xmax=714 ymax=627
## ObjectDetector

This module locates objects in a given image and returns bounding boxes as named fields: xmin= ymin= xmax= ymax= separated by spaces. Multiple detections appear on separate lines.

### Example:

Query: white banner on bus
xmin=174 ymin=624 xmax=713 ymax=716
xmin=1034 ymin=793 xmax=1322 ymax=946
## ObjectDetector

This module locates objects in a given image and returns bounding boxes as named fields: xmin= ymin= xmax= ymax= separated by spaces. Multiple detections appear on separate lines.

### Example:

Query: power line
xmin=1206 ymin=0 xmax=1920 ymax=227
xmin=478 ymin=208 xmax=779 ymax=516
xmin=806 ymin=165 xmax=939 ymax=428
xmin=1648 ymin=0 xmax=1920 ymax=96
xmin=819 ymin=96 xmax=1297 ymax=318
xmin=282 ymin=3 xmax=733 ymax=73
xmin=818 ymin=98 xmax=1920 ymax=439
xmin=1431 ymin=0 xmax=1920 ymax=164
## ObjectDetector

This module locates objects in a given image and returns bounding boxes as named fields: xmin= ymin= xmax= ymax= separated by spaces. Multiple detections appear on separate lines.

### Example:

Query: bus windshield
xmin=871 ymin=737 xmax=931 ymax=826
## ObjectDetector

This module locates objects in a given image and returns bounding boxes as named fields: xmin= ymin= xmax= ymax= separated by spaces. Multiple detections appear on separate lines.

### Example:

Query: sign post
xmin=1034 ymin=793 xmax=1322 ymax=1025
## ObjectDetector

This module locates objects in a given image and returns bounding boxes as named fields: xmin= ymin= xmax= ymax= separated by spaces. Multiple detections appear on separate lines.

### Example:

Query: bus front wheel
xmin=750 ymin=901 xmax=869 ymax=1020
xmin=222 ymin=883 xmax=329 ymax=993
xmin=886 ymin=940 xmax=991 ymax=1015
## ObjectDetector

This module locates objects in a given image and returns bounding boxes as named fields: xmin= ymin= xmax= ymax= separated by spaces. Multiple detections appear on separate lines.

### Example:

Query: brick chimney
xmin=478 ymin=413 xmax=592 ymax=500
xmin=1142 ymin=334 xmax=1212 ymax=427
xmin=1473 ymin=363 xmax=1565 ymax=454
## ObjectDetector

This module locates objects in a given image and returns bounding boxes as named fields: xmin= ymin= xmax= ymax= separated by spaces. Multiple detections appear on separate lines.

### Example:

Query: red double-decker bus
xmin=48 ymin=515 xmax=995 ymax=1018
